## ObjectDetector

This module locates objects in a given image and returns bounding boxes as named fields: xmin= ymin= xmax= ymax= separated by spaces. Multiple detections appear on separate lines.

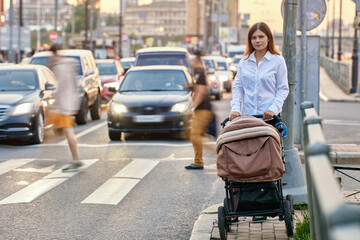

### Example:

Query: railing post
xmin=303 ymin=115 xmax=323 ymax=240
xmin=300 ymin=101 xmax=314 ymax=150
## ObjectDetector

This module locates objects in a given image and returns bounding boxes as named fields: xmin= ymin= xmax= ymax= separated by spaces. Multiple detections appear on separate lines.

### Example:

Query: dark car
xmin=29 ymin=49 xmax=102 ymax=125
xmin=107 ymin=65 xmax=193 ymax=140
xmin=95 ymin=59 xmax=124 ymax=102
xmin=134 ymin=47 xmax=193 ymax=76
xmin=0 ymin=65 xmax=56 ymax=144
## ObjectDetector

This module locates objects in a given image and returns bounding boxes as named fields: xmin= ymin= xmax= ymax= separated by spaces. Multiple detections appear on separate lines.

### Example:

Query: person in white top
xmin=229 ymin=22 xmax=289 ymax=121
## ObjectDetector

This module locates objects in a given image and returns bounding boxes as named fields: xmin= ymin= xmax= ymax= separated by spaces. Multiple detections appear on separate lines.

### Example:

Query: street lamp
xmin=338 ymin=0 xmax=342 ymax=61
xmin=326 ymin=0 xmax=330 ymax=57
xmin=118 ymin=0 xmax=122 ymax=58
xmin=351 ymin=0 xmax=360 ymax=93
xmin=331 ymin=0 xmax=335 ymax=59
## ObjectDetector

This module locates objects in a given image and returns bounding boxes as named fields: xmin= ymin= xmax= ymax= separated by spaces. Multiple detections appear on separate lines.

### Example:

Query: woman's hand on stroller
xmin=229 ymin=111 xmax=241 ymax=121
xmin=263 ymin=110 xmax=275 ymax=120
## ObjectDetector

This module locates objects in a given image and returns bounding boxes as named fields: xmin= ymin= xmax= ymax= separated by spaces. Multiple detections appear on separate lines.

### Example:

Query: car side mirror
xmin=86 ymin=68 xmax=95 ymax=76
xmin=45 ymin=83 xmax=56 ymax=90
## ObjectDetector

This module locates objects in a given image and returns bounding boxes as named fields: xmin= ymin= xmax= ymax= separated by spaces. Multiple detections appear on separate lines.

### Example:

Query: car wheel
xmin=109 ymin=130 xmax=122 ymax=140
xmin=27 ymin=112 xmax=45 ymax=144
xmin=90 ymin=93 xmax=101 ymax=120
xmin=215 ymin=93 xmax=221 ymax=100
xmin=76 ymin=96 xmax=89 ymax=125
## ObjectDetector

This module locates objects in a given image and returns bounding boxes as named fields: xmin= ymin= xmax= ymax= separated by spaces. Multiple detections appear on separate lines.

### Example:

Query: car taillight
xmin=210 ymin=82 xmax=218 ymax=88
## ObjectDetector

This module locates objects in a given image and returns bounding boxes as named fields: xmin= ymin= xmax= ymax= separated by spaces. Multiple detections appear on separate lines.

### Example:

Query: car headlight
xmin=209 ymin=75 xmax=216 ymax=81
xmin=219 ymin=75 xmax=229 ymax=81
xmin=171 ymin=101 xmax=190 ymax=113
xmin=10 ymin=103 xmax=34 ymax=116
xmin=110 ymin=102 xmax=128 ymax=114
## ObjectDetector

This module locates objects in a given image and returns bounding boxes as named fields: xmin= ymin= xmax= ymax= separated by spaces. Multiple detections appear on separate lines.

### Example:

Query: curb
xmin=319 ymin=91 xmax=360 ymax=103
xmin=190 ymin=204 xmax=221 ymax=240
xmin=299 ymin=151 xmax=360 ymax=165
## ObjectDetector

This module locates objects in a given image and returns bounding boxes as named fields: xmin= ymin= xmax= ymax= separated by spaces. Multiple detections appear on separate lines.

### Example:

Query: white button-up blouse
xmin=230 ymin=51 xmax=289 ymax=116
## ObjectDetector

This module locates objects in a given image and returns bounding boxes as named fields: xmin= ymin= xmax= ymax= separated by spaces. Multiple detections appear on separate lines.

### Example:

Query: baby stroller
xmin=216 ymin=115 xmax=294 ymax=240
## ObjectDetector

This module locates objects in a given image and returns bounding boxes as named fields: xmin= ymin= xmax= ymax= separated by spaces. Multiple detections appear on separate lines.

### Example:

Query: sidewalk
xmin=190 ymin=67 xmax=360 ymax=240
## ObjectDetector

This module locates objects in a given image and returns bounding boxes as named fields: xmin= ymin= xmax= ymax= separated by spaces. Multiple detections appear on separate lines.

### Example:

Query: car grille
xmin=127 ymin=106 xmax=171 ymax=114
xmin=0 ymin=105 xmax=10 ymax=121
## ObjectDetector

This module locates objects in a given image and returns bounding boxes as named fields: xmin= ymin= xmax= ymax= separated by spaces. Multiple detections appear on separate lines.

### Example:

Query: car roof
xmin=95 ymin=59 xmax=116 ymax=63
xmin=136 ymin=47 xmax=188 ymax=54
xmin=120 ymin=57 xmax=135 ymax=61
xmin=128 ymin=65 xmax=189 ymax=72
xmin=0 ymin=64 xmax=49 ymax=71
xmin=32 ymin=49 xmax=93 ymax=57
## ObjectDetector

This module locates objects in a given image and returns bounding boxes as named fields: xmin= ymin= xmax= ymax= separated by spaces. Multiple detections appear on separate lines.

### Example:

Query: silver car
xmin=212 ymin=56 xmax=234 ymax=92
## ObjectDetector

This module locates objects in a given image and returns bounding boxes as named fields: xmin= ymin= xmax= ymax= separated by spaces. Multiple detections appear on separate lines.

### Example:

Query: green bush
xmin=293 ymin=206 xmax=310 ymax=240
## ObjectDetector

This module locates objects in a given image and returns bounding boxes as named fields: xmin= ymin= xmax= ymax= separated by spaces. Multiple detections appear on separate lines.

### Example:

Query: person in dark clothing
xmin=185 ymin=51 xmax=214 ymax=170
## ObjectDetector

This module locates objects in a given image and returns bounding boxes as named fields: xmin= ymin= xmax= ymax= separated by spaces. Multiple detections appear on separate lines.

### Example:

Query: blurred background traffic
xmin=0 ymin=0 xmax=358 ymax=145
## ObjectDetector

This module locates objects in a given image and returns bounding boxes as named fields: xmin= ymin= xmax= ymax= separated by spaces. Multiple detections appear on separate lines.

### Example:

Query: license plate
xmin=134 ymin=115 xmax=164 ymax=123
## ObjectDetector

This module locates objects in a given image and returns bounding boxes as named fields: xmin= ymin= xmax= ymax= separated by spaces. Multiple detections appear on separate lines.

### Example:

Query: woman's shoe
xmin=185 ymin=163 xmax=204 ymax=170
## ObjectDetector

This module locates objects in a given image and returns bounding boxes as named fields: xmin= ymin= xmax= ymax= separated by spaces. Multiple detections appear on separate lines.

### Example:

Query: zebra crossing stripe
xmin=0 ymin=159 xmax=99 ymax=205
xmin=81 ymin=159 xmax=159 ymax=205
xmin=0 ymin=159 xmax=34 ymax=176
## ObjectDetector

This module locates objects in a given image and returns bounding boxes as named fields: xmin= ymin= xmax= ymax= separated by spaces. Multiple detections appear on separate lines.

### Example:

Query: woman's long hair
xmin=244 ymin=22 xmax=280 ymax=59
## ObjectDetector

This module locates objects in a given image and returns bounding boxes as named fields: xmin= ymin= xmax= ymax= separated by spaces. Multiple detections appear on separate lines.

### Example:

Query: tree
xmin=71 ymin=0 xmax=100 ymax=33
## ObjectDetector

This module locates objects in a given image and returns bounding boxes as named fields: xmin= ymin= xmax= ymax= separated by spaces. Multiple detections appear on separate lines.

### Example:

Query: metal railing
xmin=300 ymin=101 xmax=360 ymax=240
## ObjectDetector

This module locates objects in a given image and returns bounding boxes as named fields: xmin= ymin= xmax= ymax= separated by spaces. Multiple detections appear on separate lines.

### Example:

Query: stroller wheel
xmin=286 ymin=194 xmax=294 ymax=212
xmin=218 ymin=206 xmax=228 ymax=240
xmin=284 ymin=200 xmax=294 ymax=236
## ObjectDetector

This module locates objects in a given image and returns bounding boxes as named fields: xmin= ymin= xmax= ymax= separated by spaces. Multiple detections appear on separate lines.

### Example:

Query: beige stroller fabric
xmin=216 ymin=116 xmax=284 ymax=182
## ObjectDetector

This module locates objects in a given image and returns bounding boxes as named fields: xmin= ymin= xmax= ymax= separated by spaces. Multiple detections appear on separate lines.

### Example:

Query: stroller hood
xmin=216 ymin=116 xmax=284 ymax=182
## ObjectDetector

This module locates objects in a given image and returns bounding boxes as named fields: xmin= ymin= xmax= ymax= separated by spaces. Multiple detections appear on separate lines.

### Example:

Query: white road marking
xmin=15 ymin=165 xmax=55 ymax=173
xmin=113 ymin=159 xmax=159 ymax=179
xmin=58 ymin=121 xmax=107 ymax=145
xmin=81 ymin=179 xmax=140 ymax=205
xmin=37 ymin=141 xmax=215 ymax=148
xmin=0 ymin=159 xmax=34 ymax=176
xmin=0 ymin=159 xmax=99 ymax=205
xmin=323 ymin=119 xmax=360 ymax=126
xmin=82 ymin=159 xmax=159 ymax=205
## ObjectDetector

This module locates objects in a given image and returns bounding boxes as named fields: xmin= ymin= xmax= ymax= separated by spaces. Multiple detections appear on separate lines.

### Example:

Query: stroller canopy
xmin=216 ymin=116 xmax=284 ymax=182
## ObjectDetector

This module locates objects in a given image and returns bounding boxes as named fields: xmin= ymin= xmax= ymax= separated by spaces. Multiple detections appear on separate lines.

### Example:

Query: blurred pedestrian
xmin=185 ymin=49 xmax=214 ymax=170
xmin=229 ymin=22 xmax=289 ymax=121
xmin=46 ymin=44 xmax=82 ymax=172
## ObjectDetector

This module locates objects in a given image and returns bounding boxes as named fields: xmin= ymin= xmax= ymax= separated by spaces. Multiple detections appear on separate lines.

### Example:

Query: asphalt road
xmin=0 ymin=95 xmax=358 ymax=239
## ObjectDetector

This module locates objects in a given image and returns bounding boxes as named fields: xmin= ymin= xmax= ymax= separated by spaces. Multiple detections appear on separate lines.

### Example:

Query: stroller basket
xmin=216 ymin=116 xmax=284 ymax=182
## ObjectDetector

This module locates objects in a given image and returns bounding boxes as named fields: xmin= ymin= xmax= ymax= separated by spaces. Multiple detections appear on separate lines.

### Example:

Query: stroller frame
xmin=217 ymin=116 xmax=294 ymax=240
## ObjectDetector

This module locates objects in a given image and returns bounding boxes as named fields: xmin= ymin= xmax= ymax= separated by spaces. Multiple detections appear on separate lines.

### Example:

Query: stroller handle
xmin=221 ymin=114 xmax=282 ymax=129
xmin=252 ymin=114 xmax=281 ymax=124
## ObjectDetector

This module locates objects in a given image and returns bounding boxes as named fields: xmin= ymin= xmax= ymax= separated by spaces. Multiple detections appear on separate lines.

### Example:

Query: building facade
xmin=13 ymin=0 xmax=72 ymax=31
xmin=123 ymin=1 xmax=186 ymax=37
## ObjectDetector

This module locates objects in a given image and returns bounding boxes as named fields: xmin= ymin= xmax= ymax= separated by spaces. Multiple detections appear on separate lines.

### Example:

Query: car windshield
xmin=217 ymin=61 xmax=228 ymax=70
xmin=97 ymin=63 xmax=117 ymax=75
xmin=203 ymin=59 xmax=216 ymax=70
xmin=229 ymin=51 xmax=244 ymax=58
xmin=30 ymin=56 xmax=83 ymax=75
xmin=0 ymin=70 xmax=37 ymax=91
xmin=120 ymin=60 xmax=134 ymax=69
xmin=119 ymin=70 xmax=188 ymax=92
xmin=136 ymin=54 xmax=189 ymax=68
xmin=232 ymin=57 xmax=241 ymax=64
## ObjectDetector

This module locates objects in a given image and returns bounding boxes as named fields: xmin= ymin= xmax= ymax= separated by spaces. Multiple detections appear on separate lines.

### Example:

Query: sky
xmin=5 ymin=0 xmax=358 ymax=34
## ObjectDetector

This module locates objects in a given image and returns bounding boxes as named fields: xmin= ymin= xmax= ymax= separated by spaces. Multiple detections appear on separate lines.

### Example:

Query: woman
xmin=185 ymin=49 xmax=213 ymax=170
xmin=229 ymin=22 xmax=289 ymax=121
